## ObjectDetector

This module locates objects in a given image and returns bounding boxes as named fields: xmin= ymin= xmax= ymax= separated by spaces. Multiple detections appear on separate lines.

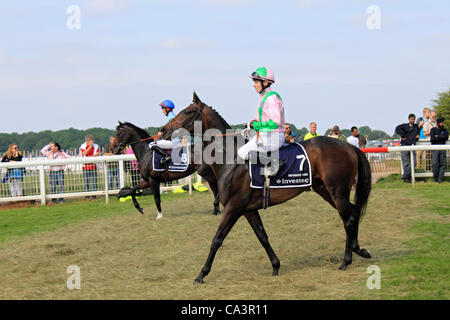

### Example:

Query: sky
xmin=0 ymin=0 xmax=449 ymax=135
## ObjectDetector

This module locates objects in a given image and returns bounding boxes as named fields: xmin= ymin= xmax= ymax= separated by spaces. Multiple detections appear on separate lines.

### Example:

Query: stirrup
xmin=262 ymin=158 xmax=285 ymax=177
xmin=160 ymin=155 xmax=172 ymax=165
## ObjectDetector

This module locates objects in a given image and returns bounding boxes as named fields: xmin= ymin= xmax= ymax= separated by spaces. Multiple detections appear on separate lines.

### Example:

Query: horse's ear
xmin=193 ymin=91 xmax=202 ymax=105
xmin=118 ymin=121 xmax=123 ymax=125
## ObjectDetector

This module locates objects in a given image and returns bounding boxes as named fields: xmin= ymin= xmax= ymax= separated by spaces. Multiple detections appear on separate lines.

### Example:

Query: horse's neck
xmin=131 ymin=141 xmax=150 ymax=163
xmin=202 ymin=107 xmax=241 ymax=176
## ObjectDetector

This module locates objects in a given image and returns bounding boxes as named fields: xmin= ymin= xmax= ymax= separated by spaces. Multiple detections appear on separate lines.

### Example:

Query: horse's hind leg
xmin=347 ymin=203 xmax=371 ymax=259
xmin=335 ymin=198 xmax=371 ymax=270
xmin=244 ymin=211 xmax=280 ymax=276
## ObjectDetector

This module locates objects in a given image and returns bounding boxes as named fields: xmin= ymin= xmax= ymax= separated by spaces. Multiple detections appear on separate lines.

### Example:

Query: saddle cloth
xmin=249 ymin=142 xmax=312 ymax=189
xmin=152 ymin=145 xmax=190 ymax=172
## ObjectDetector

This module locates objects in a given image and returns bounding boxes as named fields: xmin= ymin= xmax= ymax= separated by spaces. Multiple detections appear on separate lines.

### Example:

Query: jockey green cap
xmin=250 ymin=66 xmax=275 ymax=84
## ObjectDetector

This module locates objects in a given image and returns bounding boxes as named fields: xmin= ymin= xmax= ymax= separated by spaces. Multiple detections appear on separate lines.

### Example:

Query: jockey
xmin=149 ymin=99 xmax=180 ymax=164
xmin=237 ymin=67 xmax=285 ymax=161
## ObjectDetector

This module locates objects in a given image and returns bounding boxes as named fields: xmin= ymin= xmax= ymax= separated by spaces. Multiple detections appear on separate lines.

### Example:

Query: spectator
xmin=1 ymin=144 xmax=24 ymax=197
xmin=284 ymin=124 xmax=297 ymax=143
xmin=423 ymin=110 xmax=438 ymax=171
xmin=41 ymin=142 xmax=71 ymax=203
xmin=346 ymin=126 xmax=360 ymax=148
xmin=328 ymin=125 xmax=346 ymax=141
xmin=79 ymin=135 xmax=100 ymax=200
xmin=423 ymin=110 xmax=437 ymax=137
xmin=303 ymin=122 xmax=320 ymax=140
xmin=416 ymin=107 xmax=431 ymax=169
xmin=395 ymin=114 xmax=419 ymax=183
xmin=104 ymin=136 xmax=121 ymax=190
xmin=358 ymin=134 xmax=367 ymax=148
xmin=430 ymin=117 xmax=448 ymax=183
xmin=125 ymin=146 xmax=140 ymax=187
xmin=417 ymin=107 xmax=431 ymax=139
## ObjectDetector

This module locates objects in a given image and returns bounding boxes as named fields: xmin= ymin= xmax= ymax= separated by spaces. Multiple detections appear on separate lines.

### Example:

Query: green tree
xmin=432 ymin=88 xmax=450 ymax=120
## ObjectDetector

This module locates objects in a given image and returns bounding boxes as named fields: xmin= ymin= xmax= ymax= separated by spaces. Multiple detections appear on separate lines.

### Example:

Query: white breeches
xmin=151 ymin=138 xmax=180 ymax=150
xmin=237 ymin=131 xmax=284 ymax=160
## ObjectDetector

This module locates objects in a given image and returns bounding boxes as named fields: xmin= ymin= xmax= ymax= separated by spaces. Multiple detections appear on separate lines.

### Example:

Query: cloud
xmin=200 ymin=0 xmax=256 ymax=5
xmin=294 ymin=0 xmax=313 ymax=7
xmin=85 ymin=0 xmax=131 ymax=14
xmin=158 ymin=37 xmax=212 ymax=50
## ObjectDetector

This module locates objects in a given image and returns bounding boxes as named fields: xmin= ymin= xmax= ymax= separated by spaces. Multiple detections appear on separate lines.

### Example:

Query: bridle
xmin=162 ymin=104 xmax=204 ymax=139
xmin=115 ymin=127 xmax=154 ymax=153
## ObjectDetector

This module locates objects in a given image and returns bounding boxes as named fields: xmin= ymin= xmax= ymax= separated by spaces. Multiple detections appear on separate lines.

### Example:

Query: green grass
xmin=369 ymin=174 xmax=450 ymax=299
xmin=0 ymin=192 xmax=185 ymax=244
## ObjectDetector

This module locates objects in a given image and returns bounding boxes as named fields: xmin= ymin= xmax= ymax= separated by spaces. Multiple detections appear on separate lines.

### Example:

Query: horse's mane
xmin=122 ymin=122 xmax=151 ymax=139
xmin=206 ymin=105 xmax=232 ymax=131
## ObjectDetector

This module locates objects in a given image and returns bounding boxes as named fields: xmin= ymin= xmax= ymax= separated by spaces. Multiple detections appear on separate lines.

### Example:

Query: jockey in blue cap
xmin=149 ymin=99 xmax=180 ymax=165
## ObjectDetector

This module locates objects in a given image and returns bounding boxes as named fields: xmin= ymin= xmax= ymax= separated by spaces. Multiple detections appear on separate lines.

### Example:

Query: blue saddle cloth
xmin=249 ymin=142 xmax=312 ymax=188
xmin=152 ymin=145 xmax=190 ymax=172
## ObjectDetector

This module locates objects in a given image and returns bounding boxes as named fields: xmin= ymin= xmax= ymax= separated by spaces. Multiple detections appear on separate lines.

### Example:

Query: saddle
xmin=248 ymin=142 xmax=312 ymax=209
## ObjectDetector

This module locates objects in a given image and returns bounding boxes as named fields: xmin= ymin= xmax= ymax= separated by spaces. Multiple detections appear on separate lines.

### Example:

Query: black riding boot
xmin=150 ymin=144 xmax=171 ymax=165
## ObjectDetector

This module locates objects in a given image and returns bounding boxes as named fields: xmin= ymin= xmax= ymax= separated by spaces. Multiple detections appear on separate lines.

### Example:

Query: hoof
xmin=272 ymin=270 xmax=279 ymax=276
xmin=193 ymin=276 xmax=204 ymax=285
xmin=213 ymin=209 xmax=221 ymax=215
xmin=138 ymin=208 xmax=144 ymax=214
xmin=156 ymin=213 xmax=163 ymax=220
xmin=338 ymin=262 xmax=350 ymax=271
xmin=353 ymin=247 xmax=372 ymax=259
xmin=359 ymin=249 xmax=372 ymax=259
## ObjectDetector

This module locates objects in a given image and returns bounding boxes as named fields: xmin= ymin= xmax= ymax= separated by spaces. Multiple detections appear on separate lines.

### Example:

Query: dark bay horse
xmin=115 ymin=122 xmax=221 ymax=219
xmin=160 ymin=93 xmax=372 ymax=284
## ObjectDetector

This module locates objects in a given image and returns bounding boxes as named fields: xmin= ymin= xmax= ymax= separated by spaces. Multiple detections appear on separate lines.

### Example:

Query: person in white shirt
xmin=423 ymin=110 xmax=437 ymax=137
xmin=347 ymin=126 xmax=360 ymax=148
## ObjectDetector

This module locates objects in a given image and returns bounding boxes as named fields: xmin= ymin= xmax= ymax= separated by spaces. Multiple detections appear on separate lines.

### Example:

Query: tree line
xmin=0 ymin=124 xmax=394 ymax=154
xmin=2 ymin=87 xmax=448 ymax=153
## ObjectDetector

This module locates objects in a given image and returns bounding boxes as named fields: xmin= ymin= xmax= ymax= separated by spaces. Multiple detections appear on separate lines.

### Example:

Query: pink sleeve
xmin=41 ymin=145 xmax=50 ymax=156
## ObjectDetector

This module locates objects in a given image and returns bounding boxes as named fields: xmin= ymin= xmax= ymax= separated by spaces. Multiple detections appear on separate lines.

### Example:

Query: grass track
xmin=0 ymin=176 xmax=448 ymax=299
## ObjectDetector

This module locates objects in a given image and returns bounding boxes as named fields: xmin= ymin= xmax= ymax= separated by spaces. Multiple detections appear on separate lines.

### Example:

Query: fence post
xmin=39 ymin=165 xmax=46 ymax=205
xmin=119 ymin=160 xmax=125 ymax=189
xmin=410 ymin=150 xmax=415 ymax=187
xmin=188 ymin=174 xmax=192 ymax=195
xmin=103 ymin=162 xmax=109 ymax=205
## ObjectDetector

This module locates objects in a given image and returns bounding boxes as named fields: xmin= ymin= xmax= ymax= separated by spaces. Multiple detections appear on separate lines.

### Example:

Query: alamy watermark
xmin=67 ymin=265 xmax=81 ymax=290
xmin=66 ymin=5 xmax=81 ymax=30
xmin=366 ymin=265 xmax=381 ymax=290
xmin=366 ymin=5 xmax=381 ymax=30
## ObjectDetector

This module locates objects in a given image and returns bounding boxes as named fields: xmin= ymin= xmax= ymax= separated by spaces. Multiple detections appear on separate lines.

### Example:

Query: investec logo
xmin=277 ymin=178 xmax=310 ymax=184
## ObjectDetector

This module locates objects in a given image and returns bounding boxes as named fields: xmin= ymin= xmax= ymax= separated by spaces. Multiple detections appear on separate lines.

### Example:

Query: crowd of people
xmin=0 ymin=134 xmax=131 ymax=203
xmin=283 ymin=122 xmax=367 ymax=148
xmin=2 ymin=111 xmax=447 ymax=200
xmin=395 ymin=108 xmax=448 ymax=184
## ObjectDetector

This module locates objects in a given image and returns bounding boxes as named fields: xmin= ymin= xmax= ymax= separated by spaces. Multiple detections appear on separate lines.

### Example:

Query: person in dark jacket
xmin=395 ymin=114 xmax=419 ymax=183
xmin=1 ymin=143 xmax=25 ymax=197
xmin=430 ymin=117 xmax=448 ymax=183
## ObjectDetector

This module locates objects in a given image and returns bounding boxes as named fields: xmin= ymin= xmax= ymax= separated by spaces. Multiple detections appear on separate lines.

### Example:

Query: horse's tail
xmin=353 ymin=146 xmax=371 ymax=221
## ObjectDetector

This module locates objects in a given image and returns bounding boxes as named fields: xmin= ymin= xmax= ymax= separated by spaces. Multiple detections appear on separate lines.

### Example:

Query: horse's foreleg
xmin=194 ymin=208 xmax=242 ymax=284
xmin=208 ymin=179 xmax=221 ymax=215
xmin=150 ymin=179 xmax=163 ymax=220
xmin=132 ymin=180 xmax=150 ymax=214
xmin=244 ymin=210 xmax=280 ymax=276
